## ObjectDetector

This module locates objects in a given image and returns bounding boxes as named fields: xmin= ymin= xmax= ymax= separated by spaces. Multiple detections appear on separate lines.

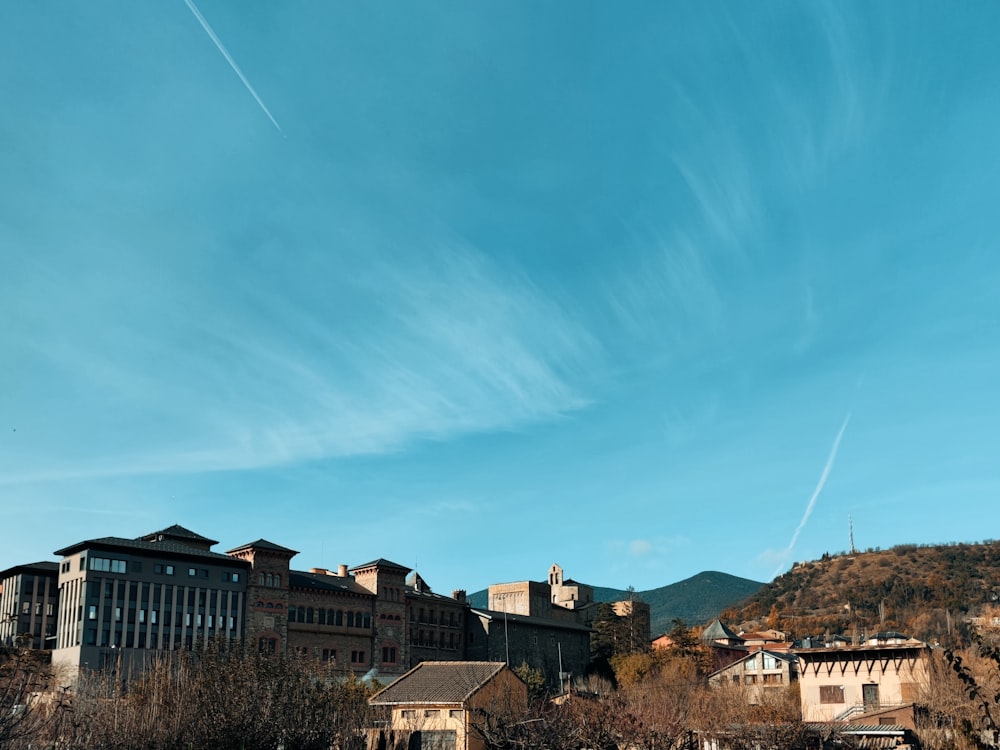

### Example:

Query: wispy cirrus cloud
xmin=0 ymin=238 xmax=598 ymax=486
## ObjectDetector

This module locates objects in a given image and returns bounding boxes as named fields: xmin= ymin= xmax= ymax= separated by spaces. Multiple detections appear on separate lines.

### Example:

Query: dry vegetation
xmin=722 ymin=540 xmax=1000 ymax=644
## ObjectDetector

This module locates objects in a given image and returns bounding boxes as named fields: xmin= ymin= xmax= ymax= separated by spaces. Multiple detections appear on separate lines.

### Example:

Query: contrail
xmin=772 ymin=412 xmax=852 ymax=578
xmin=183 ymin=0 xmax=284 ymax=135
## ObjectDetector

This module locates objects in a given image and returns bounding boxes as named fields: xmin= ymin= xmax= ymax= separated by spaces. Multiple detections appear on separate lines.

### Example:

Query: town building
xmin=0 ymin=561 xmax=59 ymax=650
xmin=708 ymin=647 xmax=799 ymax=702
xmin=50 ymin=525 xmax=250 ymax=679
xmin=793 ymin=635 xmax=931 ymax=722
xmin=368 ymin=661 xmax=527 ymax=750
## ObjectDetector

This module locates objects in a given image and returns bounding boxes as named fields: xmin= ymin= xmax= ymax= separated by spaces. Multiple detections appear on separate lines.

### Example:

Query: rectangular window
xmin=151 ymin=610 xmax=158 ymax=625
xmin=139 ymin=610 xmax=146 ymax=624
xmin=197 ymin=614 xmax=203 ymax=627
xmin=744 ymin=655 xmax=757 ymax=671
xmin=188 ymin=568 xmax=196 ymax=577
xmin=200 ymin=569 xmax=209 ymax=578
xmin=88 ymin=605 xmax=97 ymax=620
xmin=46 ymin=603 xmax=54 ymax=616
xmin=763 ymin=654 xmax=778 ymax=670
xmin=155 ymin=564 xmax=163 ymax=574
xmin=80 ymin=557 xmax=86 ymax=570
xmin=322 ymin=648 xmax=336 ymax=662
xmin=744 ymin=674 xmax=756 ymax=684
xmin=165 ymin=565 xmax=174 ymax=575
xmin=185 ymin=613 xmax=192 ymax=627
xmin=820 ymin=685 xmax=845 ymax=704
xmin=115 ymin=607 xmax=122 ymax=621
xmin=22 ymin=601 xmax=30 ymax=615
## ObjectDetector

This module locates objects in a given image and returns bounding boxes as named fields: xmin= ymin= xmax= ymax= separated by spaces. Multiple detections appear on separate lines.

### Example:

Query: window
xmin=744 ymin=674 xmax=756 ymax=684
xmin=115 ymin=607 xmax=122 ymax=621
xmin=762 ymin=653 xmax=778 ymax=670
xmin=88 ymin=605 xmax=97 ymax=620
xmin=46 ymin=603 xmax=54 ymax=617
xmin=155 ymin=564 xmax=163 ymax=574
xmin=22 ymin=601 xmax=30 ymax=615
xmin=351 ymin=650 xmax=366 ymax=664
xmin=199 ymin=569 xmax=208 ymax=578
xmin=382 ymin=646 xmax=397 ymax=663
xmin=139 ymin=610 xmax=146 ymax=624
xmin=165 ymin=565 xmax=174 ymax=575
xmin=151 ymin=610 xmax=158 ymax=624
xmin=188 ymin=568 xmax=196 ymax=577
xmin=763 ymin=673 xmax=782 ymax=684
xmin=89 ymin=557 xmax=127 ymax=574
xmin=231 ymin=573 xmax=240 ymax=582
xmin=744 ymin=655 xmax=757 ymax=671
xmin=423 ymin=710 xmax=439 ymax=718
xmin=185 ymin=613 xmax=192 ymax=627
xmin=322 ymin=648 xmax=336 ymax=662
xmin=820 ymin=685 xmax=845 ymax=704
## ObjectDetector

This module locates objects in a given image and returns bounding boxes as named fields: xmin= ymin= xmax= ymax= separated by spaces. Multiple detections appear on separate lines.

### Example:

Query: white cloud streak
xmin=183 ymin=0 xmax=284 ymax=135
xmin=771 ymin=412 xmax=852 ymax=578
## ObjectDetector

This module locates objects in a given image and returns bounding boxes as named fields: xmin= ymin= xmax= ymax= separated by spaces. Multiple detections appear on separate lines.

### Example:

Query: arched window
xmin=266 ymin=602 xmax=274 ymax=609
xmin=288 ymin=606 xmax=297 ymax=621
xmin=274 ymin=574 xmax=281 ymax=587
xmin=328 ymin=609 xmax=336 ymax=624
xmin=318 ymin=609 xmax=326 ymax=625
xmin=346 ymin=611 xmax=355 ymax=628
xmin=266 ymin=573 xmax=274 ymax=587
xmin=336 ymin=610 xmax=343 ymax=626
xmin=258 ymin=573 xmax=265 ymax=585
xmin=362 ymin=613 xmax=371 ymax=629
xmin=297 ymin=607 xmax=305 ymax=623
xmin=306 ymin=607 xmax=314 ymax=624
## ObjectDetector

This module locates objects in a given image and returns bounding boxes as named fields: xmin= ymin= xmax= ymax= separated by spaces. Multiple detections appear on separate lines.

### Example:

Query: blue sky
xmin=2 ymin=2 xmax=999 ymax=595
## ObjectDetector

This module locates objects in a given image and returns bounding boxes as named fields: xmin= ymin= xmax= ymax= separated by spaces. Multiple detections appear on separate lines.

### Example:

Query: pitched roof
xmin=369 ymin=662 xmax=510 ymax=705
xmin=0 ymin=561 xmax=59 ymax=579
xmin=53 ymin=536 xmax=246 ymax=565
xmin=350 ymin=558 xmax=411 ymax=574
xmin=702 ymin=619 xmax=742 ymax=642
xmin=227 ymin=539 xmax=299 ymax=556
xmin=138 ymin=525 xmax=218 ymax=546
xmin=288 ymin=570 xmax=372 ymax=596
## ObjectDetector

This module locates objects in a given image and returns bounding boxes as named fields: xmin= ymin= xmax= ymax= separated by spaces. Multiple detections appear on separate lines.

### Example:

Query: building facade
xmin=793 ymin=638 xmax=931 ymax=722
xmin=0 ymin=561 xmax=59 ymax=650
xmin=51 ymin=526 xmax=250 ymax=678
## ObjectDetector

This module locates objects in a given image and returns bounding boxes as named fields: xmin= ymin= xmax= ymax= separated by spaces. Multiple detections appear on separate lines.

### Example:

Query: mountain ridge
xmin=468 ymin=570 xmax=764 ymax=636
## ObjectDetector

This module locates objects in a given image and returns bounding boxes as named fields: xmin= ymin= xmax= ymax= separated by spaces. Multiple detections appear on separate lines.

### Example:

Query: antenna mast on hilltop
xmin=849 ymin=515 xmax=857 ymax=554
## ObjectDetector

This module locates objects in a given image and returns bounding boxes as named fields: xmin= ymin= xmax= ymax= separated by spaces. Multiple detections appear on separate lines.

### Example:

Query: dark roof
xmin=227 ymin=539 xmax=299 ymax=556
xmin=53 ymin=536 xmax=247 ymax=565
xmin=288 ymin=570 xmax=372 ymax=597
xmin=470 ymin=608 xmax=594 ymax=633
xmin=350 ymin=558 xmax=411 ymax=574
xmin=370 ymin=662 xmax=510 ymax=705
xmin=0 ymin=561 xmax=59 ymax=579
xmin=138 ymin=525 xmax=219 ymax=546
xmin=702 ymin=619 xmax=743 ymax=642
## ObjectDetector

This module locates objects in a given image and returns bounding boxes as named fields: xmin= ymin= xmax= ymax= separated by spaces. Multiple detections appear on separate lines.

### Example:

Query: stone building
xmin=406 ymin=572 xmax=470 ymax=667
xmin=0 ymin=561 xmax=59 ymax=650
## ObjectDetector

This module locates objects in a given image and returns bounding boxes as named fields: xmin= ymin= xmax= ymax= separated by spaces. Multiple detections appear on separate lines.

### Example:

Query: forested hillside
xmin=723 ymin=540 xmax=1000 ymax=644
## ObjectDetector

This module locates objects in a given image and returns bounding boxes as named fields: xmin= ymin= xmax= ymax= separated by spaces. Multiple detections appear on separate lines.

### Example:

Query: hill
xmin=468 ymin=570 xmax=763 ymax=636
xmin=722 ymin=540 xmax=1000 ymax=644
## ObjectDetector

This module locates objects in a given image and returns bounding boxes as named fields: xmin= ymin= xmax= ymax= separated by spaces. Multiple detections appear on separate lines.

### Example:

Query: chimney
xmin=310 ymin=567 xmax=329 ymax=575
xmin=452 ymin=589 xmax=466 ymax=602
xmin=338 ymin=564 xmax=348 ymax=577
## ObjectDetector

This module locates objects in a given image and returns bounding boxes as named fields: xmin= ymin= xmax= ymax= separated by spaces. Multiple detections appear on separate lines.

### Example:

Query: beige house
xmin=793 ymin=637 xmax=931 ymax=722
xmin=368 ymin=661 xmax=528 ymax=750
xmin=708 ymin=647 xmax=799 ymax=703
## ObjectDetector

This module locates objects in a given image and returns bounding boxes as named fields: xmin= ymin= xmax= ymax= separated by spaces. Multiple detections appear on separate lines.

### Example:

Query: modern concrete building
xmin=0 ymin=561 xmax=59 ymax=650
xmin=50 ymin=525 xmax=250 ymax=678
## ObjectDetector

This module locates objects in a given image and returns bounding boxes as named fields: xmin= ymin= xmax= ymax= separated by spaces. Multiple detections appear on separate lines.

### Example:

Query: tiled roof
xmin=288 ymin=570 xmax=372 ymax=596
xmin=53 ymin=536 xmax=246 ymax=564
xmin=350 ymin=558 xmax=411 ymax=574
xmin=370 ymin=662 xmax=509 ymax=705
xmin=227 ymin=539 xmax=299 ymax=556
